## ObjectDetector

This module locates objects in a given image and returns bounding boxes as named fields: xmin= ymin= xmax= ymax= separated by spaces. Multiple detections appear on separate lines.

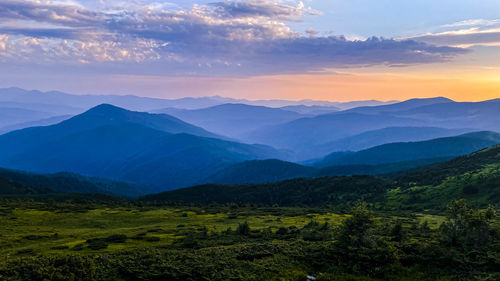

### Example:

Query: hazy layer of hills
xmin=244 ymin=98 xmax=500 ymax=159
xmin=1 ymin=87 xmax=499 ymax=196
xmin=316 ymin=126 xmax=473 ymax=154
xmin=142 ymin=144 xmax=500 ymax=209
xmin=0 ymin=87 xmax=391 ymax=134
xmin=203 ymin=132 xmax=500 ymax=185
xmin=0 ymin=105 xmax=287 ymax=191
xmin=154 ymin=103 xmax=306 ymax=138
xmin=314 ymin=131 xmax=500 ymax=167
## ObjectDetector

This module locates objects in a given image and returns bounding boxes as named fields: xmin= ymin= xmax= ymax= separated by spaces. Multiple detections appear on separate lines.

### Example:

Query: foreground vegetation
xmin=0 ymin=199 xmax=498 ymax=281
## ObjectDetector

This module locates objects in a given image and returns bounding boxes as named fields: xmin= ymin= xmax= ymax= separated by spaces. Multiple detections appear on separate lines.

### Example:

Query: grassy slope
xmin=0 ymin=204 xmax=345 ymax=257
xmin=386 ymin=145 xmax=500 ymax=210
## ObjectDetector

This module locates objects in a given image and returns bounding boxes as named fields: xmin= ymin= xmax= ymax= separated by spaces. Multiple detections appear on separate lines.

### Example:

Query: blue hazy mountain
xmin=204 ymin=159 xmax=317 ymax=184
xmin=279 ymin=105 xmax=340 ymax=115
xmin=0 ymin=107 xmax=57 ymax=128
xmin=344 ymin=97 xmax=454 ymax=114
xmin=341 ymin=98 xmax=500 ymax=131
xmin=202 ymin=157 xmax=454 ymax=186
xmin=389 ymin=99 xmax=500 ymax=131
xmin=154 ymin=103 xmax=306 ymax=138
xmin=0 ymin=104 xmax=223 ymax=158
xmin=1 ymin=87 xmax=391 ymax=112
xmin=244 ymin=98 xmax=500 ymax=160
xmin=0 ymin=105 xmax=287 ymax=191
xmin=317 ymin=126 xmax=474 ymax=154
xmin=244 ymin=112 xmax=426 ymax=159
xmin=0 ymin=115 xmax=72 ymax=135
xmin=0 ymin=87 xmax=221 ymax=111
xmin=314 ymin=131 xmax=500 ymax=168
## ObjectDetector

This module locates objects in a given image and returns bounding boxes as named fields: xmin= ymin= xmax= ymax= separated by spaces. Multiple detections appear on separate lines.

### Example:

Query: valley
xmin=0 ymin=88 xmax=499 ymax=281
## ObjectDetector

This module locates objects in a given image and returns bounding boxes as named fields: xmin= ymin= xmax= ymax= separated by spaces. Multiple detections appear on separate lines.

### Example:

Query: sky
xmin=0 ymin=0 xmax=499 ymax=101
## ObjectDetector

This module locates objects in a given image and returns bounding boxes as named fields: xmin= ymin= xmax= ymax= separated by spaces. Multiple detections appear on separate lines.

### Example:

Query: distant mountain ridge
xmin=142 ymin=144 xmax=500 ymax=209
xmin=0 ymin=87 xmax=398 ymax=134
xmin=314 ymin=131 xmax=500 ymax=167
xmin=244 ymin=112 xmax=427 ymax=159
xmin=0 ymin=104 xmax=288 ymax=191
xmin=245 ymin=98 xmax=500 ymax=160
xmin=315 ymin=126 xmax=474 ymax=155
xmin=202 ymin=157 xmax=451 ymax=185
xmin=0 ymin=87 xmax=395 ymax=111
xmin=154 ymin=103 xmax=307 ymax=138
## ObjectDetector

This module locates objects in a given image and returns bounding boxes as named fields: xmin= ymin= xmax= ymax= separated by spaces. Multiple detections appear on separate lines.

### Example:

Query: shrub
xmin=86 ymin=239 xmax=108 ymax=250
xmin=236 ymin=221 xmax=250 ymax=236
xmin=105 ymin=234 xmax=127 ymax=243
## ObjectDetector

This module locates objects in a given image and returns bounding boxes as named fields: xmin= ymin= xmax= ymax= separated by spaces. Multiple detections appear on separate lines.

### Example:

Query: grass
xmin=386 ymin=163 xmax=500 ymax=211
xmin=0 ymin=205 xmax=347 ymax=257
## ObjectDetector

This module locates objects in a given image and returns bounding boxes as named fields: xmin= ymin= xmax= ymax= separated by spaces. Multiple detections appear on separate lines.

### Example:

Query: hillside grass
xmin=0 ymin=204 xmax=346 ymax=257
xmin=387 ymin=163 xmax=500 ymax=211
xmin=0 ymin=200 xmax=498 ymax=281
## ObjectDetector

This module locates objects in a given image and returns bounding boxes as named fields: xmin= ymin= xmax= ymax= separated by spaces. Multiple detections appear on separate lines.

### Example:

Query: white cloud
xmin=0 ymin=0 xmax=468 ymax=75
xmin=409 ymin=19 xmax=500 ymax=48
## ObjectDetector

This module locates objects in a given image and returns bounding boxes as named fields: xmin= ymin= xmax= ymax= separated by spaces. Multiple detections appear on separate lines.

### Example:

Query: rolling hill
xmin=0 ymin=104 xmax=222 ymax=160
xmin=0 ymin=107 xmax=56 ymax=128
xmin=386 ymin=144 xmax=500 ymax=209
xmin=391 ymin=99 xmax=500 ymax=131
xmin=203 ymin=159 xmax=317 ymax=184
xmin=140 ymin=175 xmax=393 ymax=207
xmin=345 ymin=97 xmax=454 ymax=115
xmin=316 ymin=126 xmax=473 ymax=154
xmin=202 ymin=157 xmax=452 ymax=185
xmin=0 ymin=174 xmax=51 ymax=195
xmin=279 ymin=105 xmax=340 ymax=115
xmin=0 ymin=115 xmax=72 ymax=135
xmin=0 ymin=105 xmax=287 ymax=191
xmin=314 ymin=131 xmax=500 ymax=167
xmin=153 ymin=103 xmax=305 ymax=138
xmin=244 ymin=112 xmax=426 ymax=159
xmin=142 ymin=144 xmax=500 ymax=209
xmin=0 ymin=168 xmax=143 ymax=197
xmin=243 ymin=98 xmax=500 ymax=160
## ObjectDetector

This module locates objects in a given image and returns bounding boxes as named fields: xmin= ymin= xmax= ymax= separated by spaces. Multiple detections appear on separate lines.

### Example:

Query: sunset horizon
xmin=0 ymin=0 xmax=499 ymax=101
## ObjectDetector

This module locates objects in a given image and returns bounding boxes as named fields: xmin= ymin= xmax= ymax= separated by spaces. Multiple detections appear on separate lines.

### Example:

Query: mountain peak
xmin=85 ymin=104 xmax=127 ymax=114
xmin=405 ymin=97 xmax=454 ymax=103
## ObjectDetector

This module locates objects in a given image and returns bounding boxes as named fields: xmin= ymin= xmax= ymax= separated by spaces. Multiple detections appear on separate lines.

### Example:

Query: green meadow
xmin=1 ymin=199 xmax=497 ymax=281
xmin=0 ymin=204 xmax=346 ymax=257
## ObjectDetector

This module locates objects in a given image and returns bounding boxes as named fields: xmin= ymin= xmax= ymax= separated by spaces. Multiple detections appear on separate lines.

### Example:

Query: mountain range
xmin=0 ymin=87 xmax=396 ymax=134
xmin=0 ymin=104 xmax=287 ymax=191
xmin=202 ymin=131 xmax=500 ymax=185
xmin=244 ymin=98 xmax=500 ymax=160
xmin=1 ymin=87 xmax=500 ymax=195
xmin=154 ymin=103 xmax=307 ymax=138
xmin=141 ymin=143 xmax=500 ymax=209
xmin=314 ymin=131 xmax=500 ymax=167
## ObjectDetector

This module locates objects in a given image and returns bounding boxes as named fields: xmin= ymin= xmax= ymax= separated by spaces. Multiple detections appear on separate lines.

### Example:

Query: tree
xmin=236 ymin=221 xmax=250 ymax=236
xmin=336 ymin=202 xmax=376 ymax=249
xmin=335 ymin=202 xmax=397 ymax=276
xmin=440 ymin=199 xmax=496 ymax=249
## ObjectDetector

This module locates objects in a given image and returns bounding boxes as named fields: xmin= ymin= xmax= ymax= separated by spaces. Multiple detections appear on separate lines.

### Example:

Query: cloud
xmin=0 ymin=0 xmax=468 ymax=75
xmin=410 ymin=19 xmax=500 ymax=48
xmin=441 ymin=19 xmax=500 ymax=29
xmin=208 ymin=0 xmax=319 ymax=21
